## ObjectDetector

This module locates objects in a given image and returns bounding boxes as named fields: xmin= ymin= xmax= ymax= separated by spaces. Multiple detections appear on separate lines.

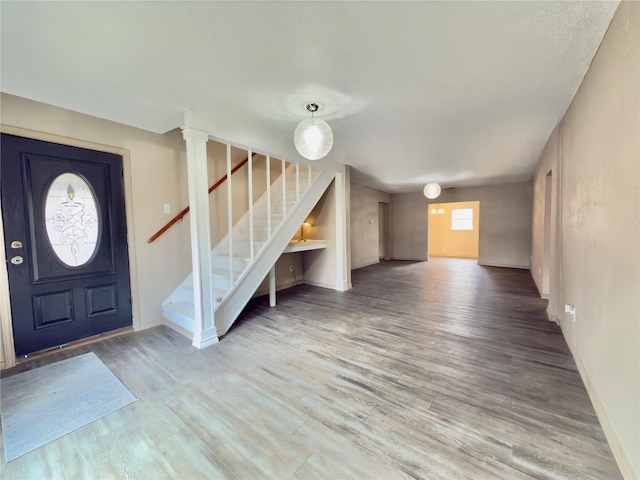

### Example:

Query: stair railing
xmin=147 ymin=153 xmax=253 ymax=244
xmin=220 ymin=146 xmax=316 ymax=292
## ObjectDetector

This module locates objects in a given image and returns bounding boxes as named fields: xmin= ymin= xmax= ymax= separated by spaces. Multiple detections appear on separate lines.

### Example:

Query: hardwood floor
xmin=1 ymin=258 xmax=621 ymax=479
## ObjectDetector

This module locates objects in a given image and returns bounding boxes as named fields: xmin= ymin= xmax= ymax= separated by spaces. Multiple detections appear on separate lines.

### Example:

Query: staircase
xmin=162 ymin=161 xmax=335 ymax=337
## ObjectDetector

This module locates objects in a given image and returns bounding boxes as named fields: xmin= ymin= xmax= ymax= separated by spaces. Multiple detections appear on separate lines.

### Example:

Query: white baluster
xmin=282 ymin=159 xmax=287 ymax=218
xmin=248 ymin=150 xmax=254 ymax=261
xmin=296 ymin=162 xmax=300 ymax=203
xmin=266 ymin=155 xmax=271 ymax=238
xmin=226 ymin=144 xmax=233 ymax=287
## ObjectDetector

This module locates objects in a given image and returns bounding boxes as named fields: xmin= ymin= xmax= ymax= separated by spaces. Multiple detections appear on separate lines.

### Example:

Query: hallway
xmin=1 ymin=259 xmax=621 ymax=479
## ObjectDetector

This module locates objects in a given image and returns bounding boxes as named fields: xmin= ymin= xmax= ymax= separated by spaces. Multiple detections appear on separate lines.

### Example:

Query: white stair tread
xmin=177 ymin=288 xmax=227 ymax=303
xmin=212 ymin=268 xmax=240 ymax=279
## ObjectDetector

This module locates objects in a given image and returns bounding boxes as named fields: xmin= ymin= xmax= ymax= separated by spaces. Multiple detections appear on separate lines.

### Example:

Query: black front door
xmin=1 ymin=134 xmax=132 ymax=356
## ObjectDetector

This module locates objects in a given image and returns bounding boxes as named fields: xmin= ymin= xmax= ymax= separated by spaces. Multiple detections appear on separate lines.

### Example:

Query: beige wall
xmin=303 ymin=183 xmax=338 ymax=289
xmin=350 ymin=183 xmax=391 ymax=269
xmin=391 ymin=182 xmax=532 ymax=268
xmin=389 ymin=193 xmax=429 ymax=261
xmin=531 ymin=3 xmax=639 ymax=477
xmin=428 ymin=201 xmax=480 ymax=259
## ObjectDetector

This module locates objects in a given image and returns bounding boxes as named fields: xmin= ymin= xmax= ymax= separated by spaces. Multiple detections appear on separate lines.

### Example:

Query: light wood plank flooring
xmin=1 ymin=258 xmax=621 ymax=479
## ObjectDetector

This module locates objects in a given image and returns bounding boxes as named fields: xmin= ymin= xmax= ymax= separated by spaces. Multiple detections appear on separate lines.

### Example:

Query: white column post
xmin=182 ymin=127 xmax=219 ymax=348
xmin=334 ymin=165 xmax=352 ymax=291
xmin=266 ymin=155 xmax=272 ymax=238
xmin=269 ymin=266 xmax=276 ymax=307
xmin=248 ymin=150 xmax=254 ymax=260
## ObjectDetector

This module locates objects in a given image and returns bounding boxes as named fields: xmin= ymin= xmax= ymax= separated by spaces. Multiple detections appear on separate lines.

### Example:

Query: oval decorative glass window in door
xmin=45 ymin=173 xmax=99 ymax=267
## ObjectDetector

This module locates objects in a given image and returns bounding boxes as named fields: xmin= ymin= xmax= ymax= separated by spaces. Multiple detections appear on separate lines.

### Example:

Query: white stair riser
xmin=211 ymin=255 xmax=250 ymax=272
xmin=179 ymin=282 xmax=231 ymax=301
xmin=163 ymin=308 xmax=194 ymax=332
xmin=212 ymin=275 xmax=231 ymax=290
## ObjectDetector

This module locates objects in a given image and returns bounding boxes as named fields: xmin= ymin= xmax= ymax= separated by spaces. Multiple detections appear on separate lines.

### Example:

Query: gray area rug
xmin=1 ymin=351 xmax=137 ymax=462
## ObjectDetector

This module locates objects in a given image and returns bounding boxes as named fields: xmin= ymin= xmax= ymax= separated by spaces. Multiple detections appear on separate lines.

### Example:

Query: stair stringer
xmin=214 ymin=168 xmax=336 ymax=336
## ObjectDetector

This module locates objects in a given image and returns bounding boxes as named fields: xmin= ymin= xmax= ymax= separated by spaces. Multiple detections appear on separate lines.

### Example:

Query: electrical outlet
xmin=289 ymin=265 xmax=294 ymax=272
xmin=564 ymin=304 xmax=576 ymax=321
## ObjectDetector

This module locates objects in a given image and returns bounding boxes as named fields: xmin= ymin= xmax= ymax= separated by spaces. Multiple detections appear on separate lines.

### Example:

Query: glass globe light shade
xmin=294 ymin=118 xmax=333 ymax=161
xmin=423 ymin=182 xmax=441 ymax=199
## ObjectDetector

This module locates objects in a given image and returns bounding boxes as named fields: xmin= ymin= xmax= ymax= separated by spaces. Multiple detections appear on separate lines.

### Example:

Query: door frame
xmin=0 ymin=125 xmax=140 ymax=368
xmin=378 ymin=202 xmax=390 ymax=261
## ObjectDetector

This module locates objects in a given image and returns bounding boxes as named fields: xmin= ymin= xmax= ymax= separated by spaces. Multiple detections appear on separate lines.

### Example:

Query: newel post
xmin=334 ymin=165 xmax=352 ymax=291
xmin=182 ymin=127 xmax=219 ymax=348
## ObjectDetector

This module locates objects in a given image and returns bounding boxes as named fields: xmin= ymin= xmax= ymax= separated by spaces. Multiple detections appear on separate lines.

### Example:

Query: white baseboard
xmin=302 ymin=279 xmax=336 ymax=290
xmin=134 ymin=318 xmax=164 ymax=331
xmin=352 ymin=259 xmax=380 ymax=270
xmin=561 ymin=322 xmax=635 ymax=479
xmin=547 ymin=306 xmax=561 ymax=325
xmin=478 ymin=261 xmax=530 ymax=269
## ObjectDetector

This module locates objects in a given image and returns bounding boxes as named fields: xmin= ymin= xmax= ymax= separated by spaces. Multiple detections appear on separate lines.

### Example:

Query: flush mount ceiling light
xmin=423 ymin=182 xmax=442 ymax=199
xmin=294 ymin=102 xmax=333 ymax=161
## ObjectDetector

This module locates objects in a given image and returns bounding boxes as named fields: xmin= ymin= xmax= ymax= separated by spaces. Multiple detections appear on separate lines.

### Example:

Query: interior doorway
xmin=378 ymin=202 xmax=390 ymax=260
xmin=541 ymin=170 xmax=553 ymax=297
xmin=428 ymin=201 xmax=480 ymax=259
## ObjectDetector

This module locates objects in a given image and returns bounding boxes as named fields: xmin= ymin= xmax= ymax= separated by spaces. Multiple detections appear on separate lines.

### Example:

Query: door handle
xmin=10 ymin=256 xmax=23 ymax=265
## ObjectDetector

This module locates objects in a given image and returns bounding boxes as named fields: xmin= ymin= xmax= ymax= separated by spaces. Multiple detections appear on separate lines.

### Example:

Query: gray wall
xmin=531 ymin=2 xmax=639 ymax=476
xmin=391 ymin=182 xmax=532 ymax=268
xmin=350 ymin=183 xmax=391 ymax=269
xmin=389 ymin=193 xmax=429 ymax=261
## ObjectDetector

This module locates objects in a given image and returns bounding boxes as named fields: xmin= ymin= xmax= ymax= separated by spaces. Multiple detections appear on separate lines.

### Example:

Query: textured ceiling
xmin=0 ymin=1 xmax=619 ymax=193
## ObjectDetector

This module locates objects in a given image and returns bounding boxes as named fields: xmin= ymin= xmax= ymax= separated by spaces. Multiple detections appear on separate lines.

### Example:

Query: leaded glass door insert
xmin=45 ymin=173 xmax=99 ymax=267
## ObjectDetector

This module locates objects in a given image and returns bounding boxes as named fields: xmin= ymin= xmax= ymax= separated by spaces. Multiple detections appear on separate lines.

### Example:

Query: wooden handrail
xmin=147 ymin=154 xmax=254 ymax=244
